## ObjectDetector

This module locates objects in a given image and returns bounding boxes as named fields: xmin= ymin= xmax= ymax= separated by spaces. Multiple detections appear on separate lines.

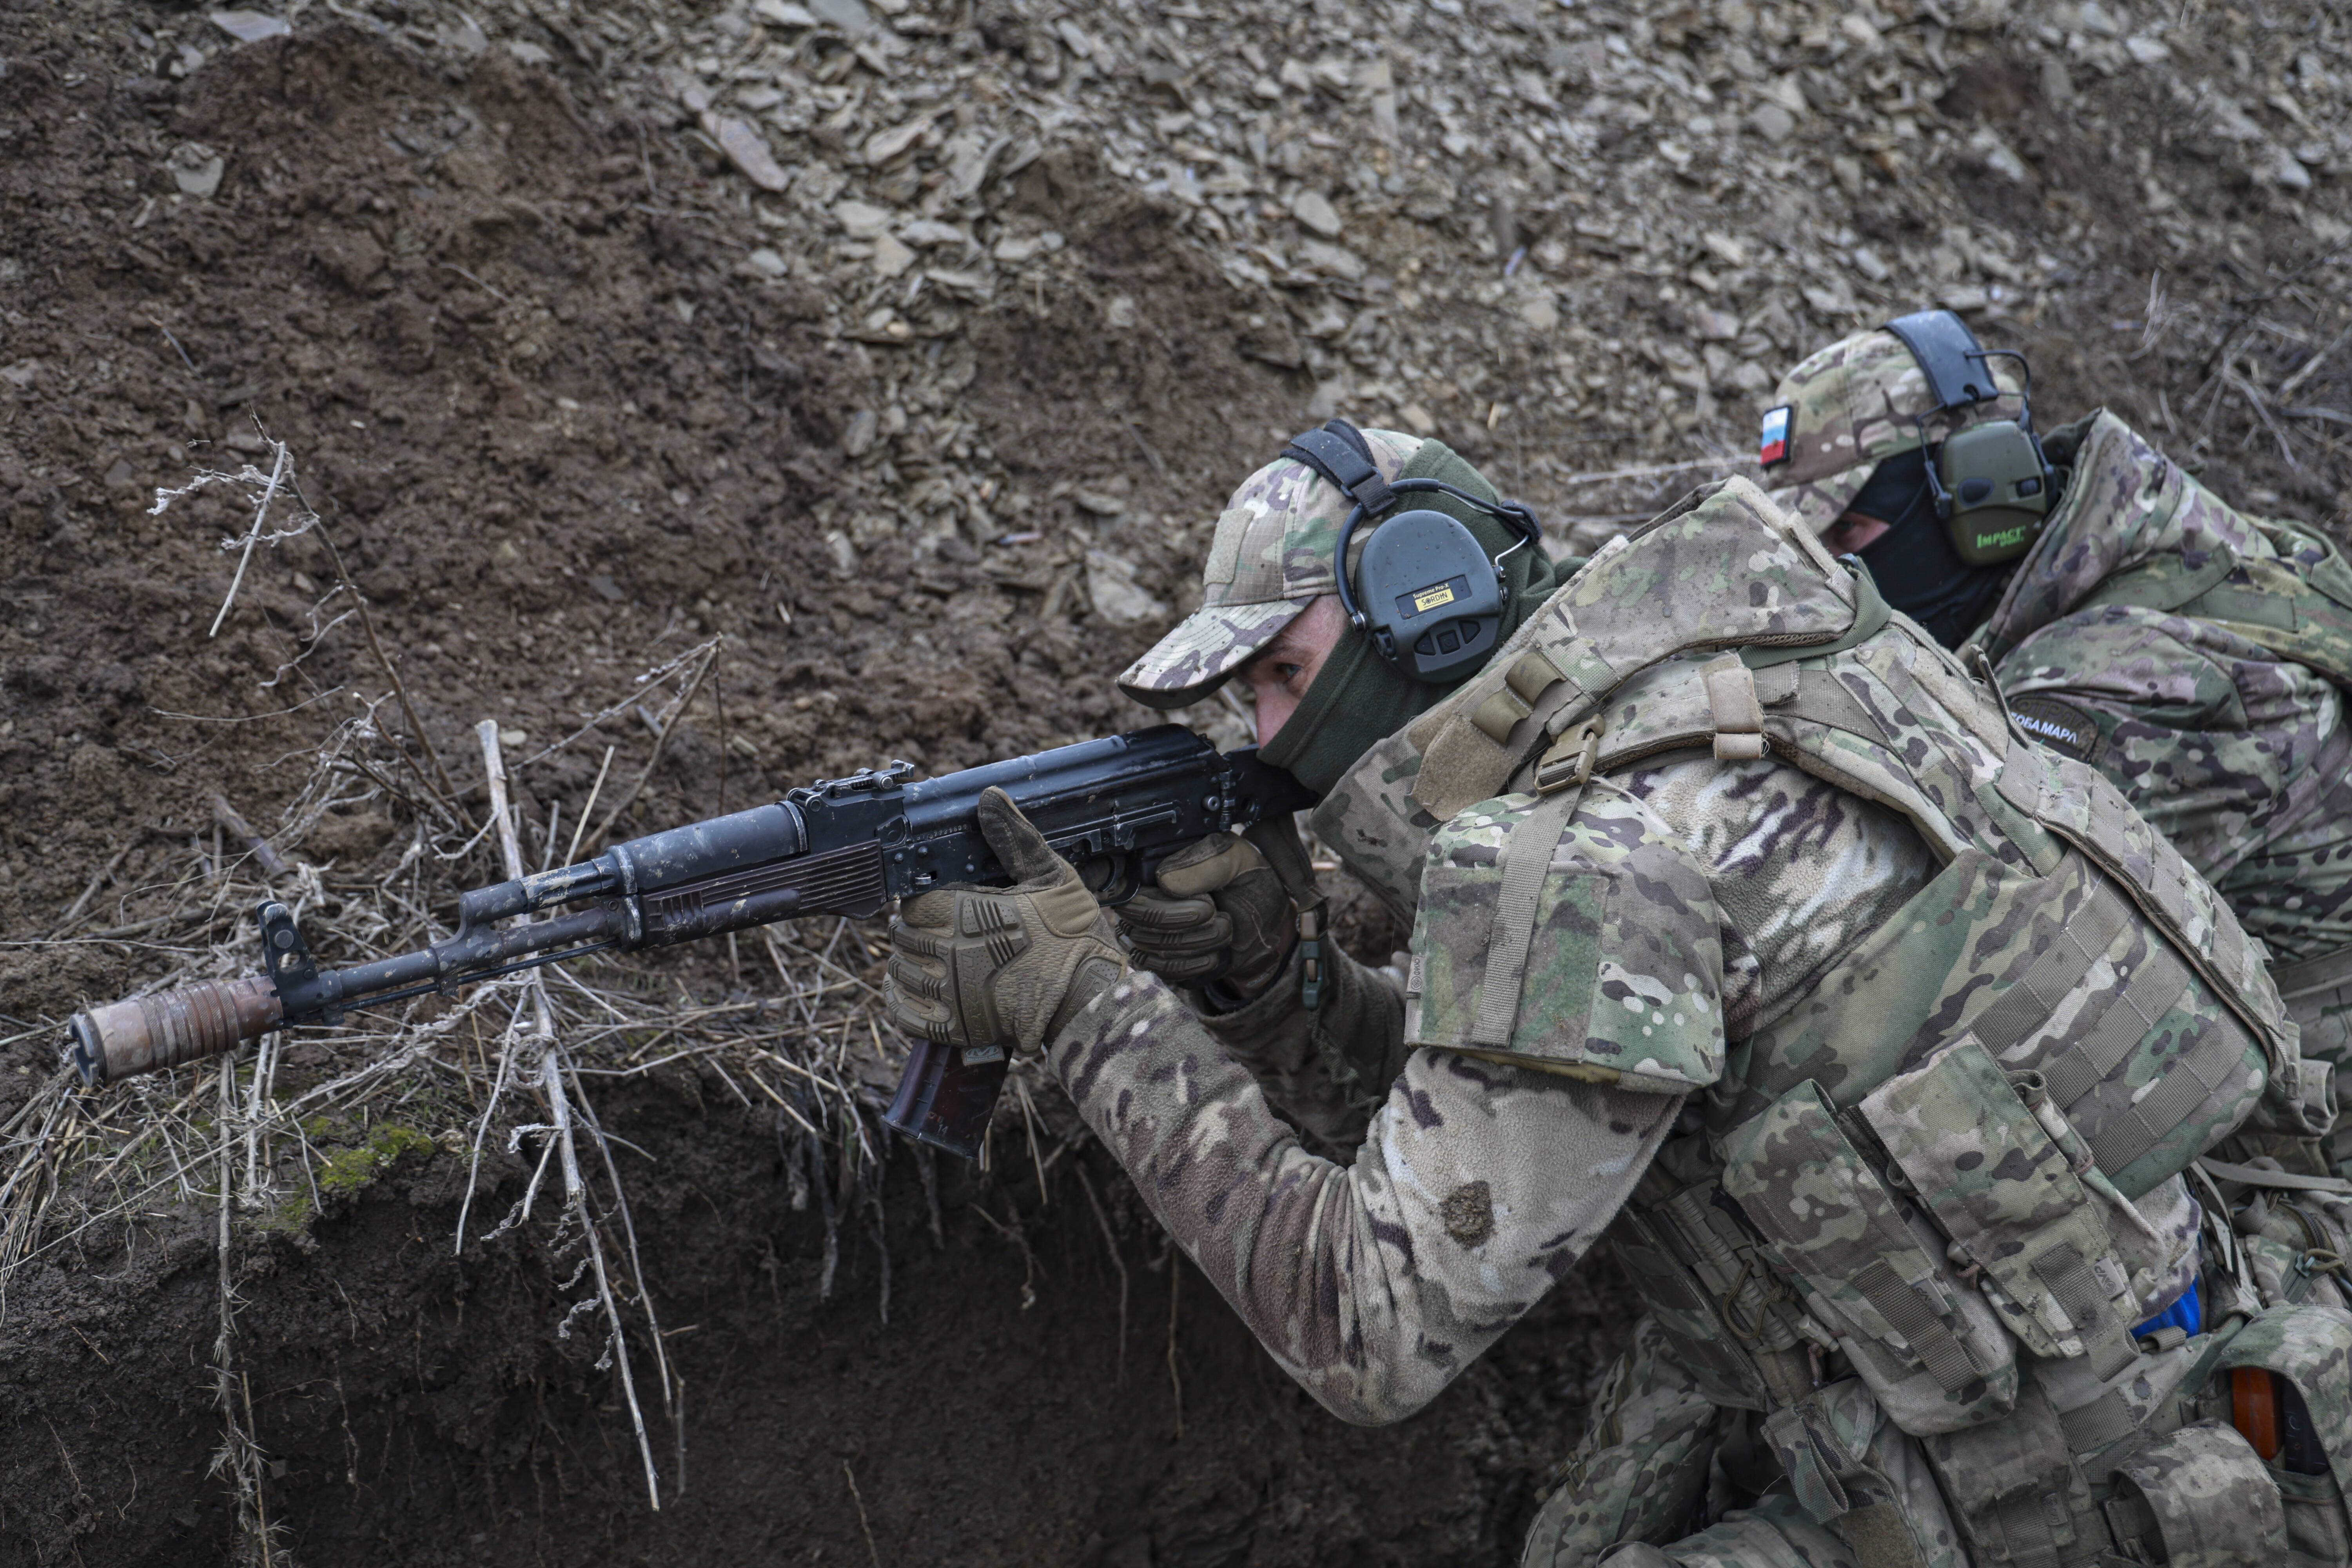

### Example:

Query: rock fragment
xmin=168 ymin=143 xmax=226 ymax=197
xmin=1086 ymin=552 xmax=1168 ymax=623
xmin=1290 ymin=190 xmax=1343 ymax=238
xmin=708 ymin=117 xmax=792 ymax=192
xmin=209 ymin=10 xmax=290 ymax=43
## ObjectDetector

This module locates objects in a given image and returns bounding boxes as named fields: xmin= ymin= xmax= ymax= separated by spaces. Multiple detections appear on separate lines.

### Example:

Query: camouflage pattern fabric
xmin=1527 ymin=1321 xmax=1965 ymax=1568
xmin=1045 ymin=965 xmax=1683 ymax=1423
xmin=1404 ymin=782 xmax=1728 ymax=1091
xmin=1187 ymin=936 xmax=1407 ymax=1156
xmin=1760 ymin=327 xmax=2023 ymax=534
xmin=1980 ymin=411 xmax=2344 ymax=659
xmin=1764 ymin=334 xmax=2352 ymax=1020
xmin=1308 ymin=731 xmax=1440 ymax=926
xmin=1036 ymin=742 xmax=1944 ymax=1425
xmin=1521 ymin=1317 xmax=1736 ymax=1564
xmin=1996 ymin=604 xmax=2352 ymax=969
xmin=1977 ymin=409 xmax=2352 ymax=991
xmin=2219 ymin=762 xmax=2352 ymax=969
xmin=1054 ymin=468 xmax=2330 ymax=1566
xmin=1117 ymin=426 xmax=1424 ymax=710
xmin=1606 ymin=748 xmax=1937 ymax=1045
xmin=1589 ymin=1496 xmax=1865 ymax=1568
xmin=2107 ymin=1422 xmax=2288 ymax=1568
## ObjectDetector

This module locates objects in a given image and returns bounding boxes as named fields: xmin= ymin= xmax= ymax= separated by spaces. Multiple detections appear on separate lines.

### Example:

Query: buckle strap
xmin=1468 ymin=784 xmax=1586 ymax=1047
xmin=1701 ymin=654 xmax=1768 ymax=761
xmin=1533 ymin=716 xmax=1604 ymax=795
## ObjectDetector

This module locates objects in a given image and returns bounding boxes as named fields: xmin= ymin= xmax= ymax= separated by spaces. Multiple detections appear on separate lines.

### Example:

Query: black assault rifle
xmin=67 ymin=726 xmax=1314 ymax=1158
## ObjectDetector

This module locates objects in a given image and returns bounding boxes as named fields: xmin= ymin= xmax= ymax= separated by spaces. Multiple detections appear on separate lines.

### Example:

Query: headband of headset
xmin=1882 ymin=309 xmax=2006 ymax=411
xmin=1278 ymin=421 xmax=1545 ymax=563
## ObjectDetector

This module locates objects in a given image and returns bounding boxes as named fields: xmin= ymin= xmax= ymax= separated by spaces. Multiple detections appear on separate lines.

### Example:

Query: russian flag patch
xmin=1759 ymin=405 xmax=1793 ymax=468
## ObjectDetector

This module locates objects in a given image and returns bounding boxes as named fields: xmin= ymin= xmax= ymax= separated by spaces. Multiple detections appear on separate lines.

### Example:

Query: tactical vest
xmin=1311 ymin=478 xmax=2338 ymax=1567
xmin=1981 ymin=409 xmax=2352 ymax=1097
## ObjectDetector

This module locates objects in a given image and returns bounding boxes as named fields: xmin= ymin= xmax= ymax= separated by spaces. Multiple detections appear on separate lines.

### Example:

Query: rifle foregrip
xmin=69 ymin=976 xmax=284 ymax=1085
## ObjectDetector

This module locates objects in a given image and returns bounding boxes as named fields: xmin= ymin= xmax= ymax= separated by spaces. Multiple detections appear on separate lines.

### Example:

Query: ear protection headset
xmin=1881 ymin=309 xmax=2056 ymax=567
xmin=1278 ymin=420 xmax=1548 ymax=685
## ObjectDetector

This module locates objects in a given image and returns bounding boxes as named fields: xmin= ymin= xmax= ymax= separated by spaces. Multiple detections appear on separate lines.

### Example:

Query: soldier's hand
xmin=886 ymin=788 xmax=1126 ymax=1053
xmin=1118 ymin=831 xmax=1295 ymax=988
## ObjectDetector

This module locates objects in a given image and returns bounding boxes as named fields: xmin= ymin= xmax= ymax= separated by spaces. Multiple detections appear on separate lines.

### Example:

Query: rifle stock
xmin=67 ymin=726 xmax=1314 ymax=1158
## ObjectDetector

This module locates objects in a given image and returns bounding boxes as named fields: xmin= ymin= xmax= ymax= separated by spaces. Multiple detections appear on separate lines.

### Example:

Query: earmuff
xmin=1881 ymin=310 xmax=2056 ymax=568
xmin=1279 ymin=421 xmax=1548 ymax=685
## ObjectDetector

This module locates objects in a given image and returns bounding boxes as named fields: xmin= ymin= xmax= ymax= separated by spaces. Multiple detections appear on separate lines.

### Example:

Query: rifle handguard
xmin=69 ymin=976 xmax=284 ymax=1085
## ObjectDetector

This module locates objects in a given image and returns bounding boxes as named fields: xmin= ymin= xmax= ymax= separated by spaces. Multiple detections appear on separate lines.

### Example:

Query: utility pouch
xmin=2105 ymin=1421 xmax=2287 ymax=1568
xmin=1759 ymin=1378 xmax=1887 ymax=1524
xmin=1723 ymin=1080 xmax=2017 ymax=1434
xmin=2206 ymin=1303 xmax=2352 ymax=1565
xmin=1858 ymin=1036 xmax=2139 ymax=1365
xmin=1920 ymin=1378 xmax=2091 ymax=1564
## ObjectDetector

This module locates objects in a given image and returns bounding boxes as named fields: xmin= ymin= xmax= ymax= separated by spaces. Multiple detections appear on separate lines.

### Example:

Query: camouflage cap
xmin=1118 ymin=426 xmax=1424 ymax=710
xmin=1760 ymin=327 xmax=2024 ymax=533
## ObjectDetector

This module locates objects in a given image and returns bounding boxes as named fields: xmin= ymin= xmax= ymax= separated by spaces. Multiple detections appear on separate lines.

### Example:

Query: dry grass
xmin=0 ymin=628 xmax=930 ymax=1557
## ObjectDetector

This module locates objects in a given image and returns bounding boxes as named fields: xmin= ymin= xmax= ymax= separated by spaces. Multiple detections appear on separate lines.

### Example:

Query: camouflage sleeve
xmin=1996 ymin=607 xmax=2350 ymax=888
xmin=1047 ymin=973 xmax=1683 ymax=1425
xmin=1187 ymin=942 xmax=1408 ymax=1155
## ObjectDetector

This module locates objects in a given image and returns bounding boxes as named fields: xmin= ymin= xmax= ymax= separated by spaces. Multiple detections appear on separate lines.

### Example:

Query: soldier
xmin=1764 ymin=310 xmax=2352 ymax=1091
xmin=886 ymin=418 xmax=2344 ymax=1566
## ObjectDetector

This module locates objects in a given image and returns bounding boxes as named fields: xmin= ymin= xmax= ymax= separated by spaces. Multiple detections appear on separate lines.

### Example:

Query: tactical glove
xmin=1116 ymin=824 xmax=1302 ymax=988
xmin=886 ymin=787 xmax=1126 ymax=1053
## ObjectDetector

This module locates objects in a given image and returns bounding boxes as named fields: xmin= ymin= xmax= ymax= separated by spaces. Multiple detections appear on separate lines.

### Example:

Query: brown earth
xmin=2 ymin=2 xmax=2348 ymax=1566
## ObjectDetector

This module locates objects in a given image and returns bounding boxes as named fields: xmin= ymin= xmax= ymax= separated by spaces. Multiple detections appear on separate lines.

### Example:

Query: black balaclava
xmin=1851 ymin=447 xmax=2016 ymax=649
xmin=1258 ymin=440 xmax=1563 ymax=798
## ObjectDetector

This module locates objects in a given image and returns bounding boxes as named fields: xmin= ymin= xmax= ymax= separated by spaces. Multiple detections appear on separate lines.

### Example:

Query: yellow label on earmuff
xmin=1412 ymin=583 xmax=1459 ymax=613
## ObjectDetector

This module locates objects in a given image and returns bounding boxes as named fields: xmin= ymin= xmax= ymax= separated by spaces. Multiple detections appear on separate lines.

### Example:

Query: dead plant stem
xmin=314 ymin=518 xmax=468 ymax=826
xmin=582 ymin=643 xmax=718 ymax=855
xmin=478 ymin=721 xmax=662 ymax=1510
xmin=1075 ymin=1161 xmax=1129 ymax=1385
xmin=844 ymin=1461 xmax=883 ymax=1568
xmin=208 ymin=437 xmax=290 ymax=638
xmin=1168 ymin=1255 xmax=1184 ymax=1441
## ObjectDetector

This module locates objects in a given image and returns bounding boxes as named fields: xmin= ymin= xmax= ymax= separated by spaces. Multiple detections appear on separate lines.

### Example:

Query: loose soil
xmin=1 ymin=4 xmax=2346 ymax=1566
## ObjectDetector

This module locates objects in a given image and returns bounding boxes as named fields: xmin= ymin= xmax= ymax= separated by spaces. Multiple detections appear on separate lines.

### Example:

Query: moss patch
xmin=263 ymin=1123 xmax=437 ymax=1235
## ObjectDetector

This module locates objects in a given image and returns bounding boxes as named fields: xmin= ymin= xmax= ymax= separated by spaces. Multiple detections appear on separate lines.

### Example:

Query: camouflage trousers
xmin=1522 ymin=1319 xmax=1961 ymax=1568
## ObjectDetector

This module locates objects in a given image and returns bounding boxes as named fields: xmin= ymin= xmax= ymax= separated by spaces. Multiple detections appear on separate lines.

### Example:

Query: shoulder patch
xmin=2007 ymin=694 xmax=2103 ymax=764
xmin=1760 ymin=404 xmax=1794 ymax=468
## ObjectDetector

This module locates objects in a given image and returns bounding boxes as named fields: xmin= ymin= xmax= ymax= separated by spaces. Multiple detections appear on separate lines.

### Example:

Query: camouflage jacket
xmin=1057 ymin=475 xmax=2299 ymax=1395
xmin=1976 ymin=410 xmax=2352 ymax=970
xmin=1049 ymin=737 xmax=1926 ymax=1423
xmin=1055 ymin=477 xmax=2318 ymax=1565
xmin=1185 ymin=939 xmax=1407 ymax=1156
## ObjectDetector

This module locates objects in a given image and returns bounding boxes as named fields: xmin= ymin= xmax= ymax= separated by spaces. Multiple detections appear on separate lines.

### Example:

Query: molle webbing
xmin=1995 ymin=739 xmax=2279 ymax=1059
xmin=1726 ymin=872 xmax=2191 ymax=1138
xmin=1849 ymin=1256 xmax=1982 ymax=1395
